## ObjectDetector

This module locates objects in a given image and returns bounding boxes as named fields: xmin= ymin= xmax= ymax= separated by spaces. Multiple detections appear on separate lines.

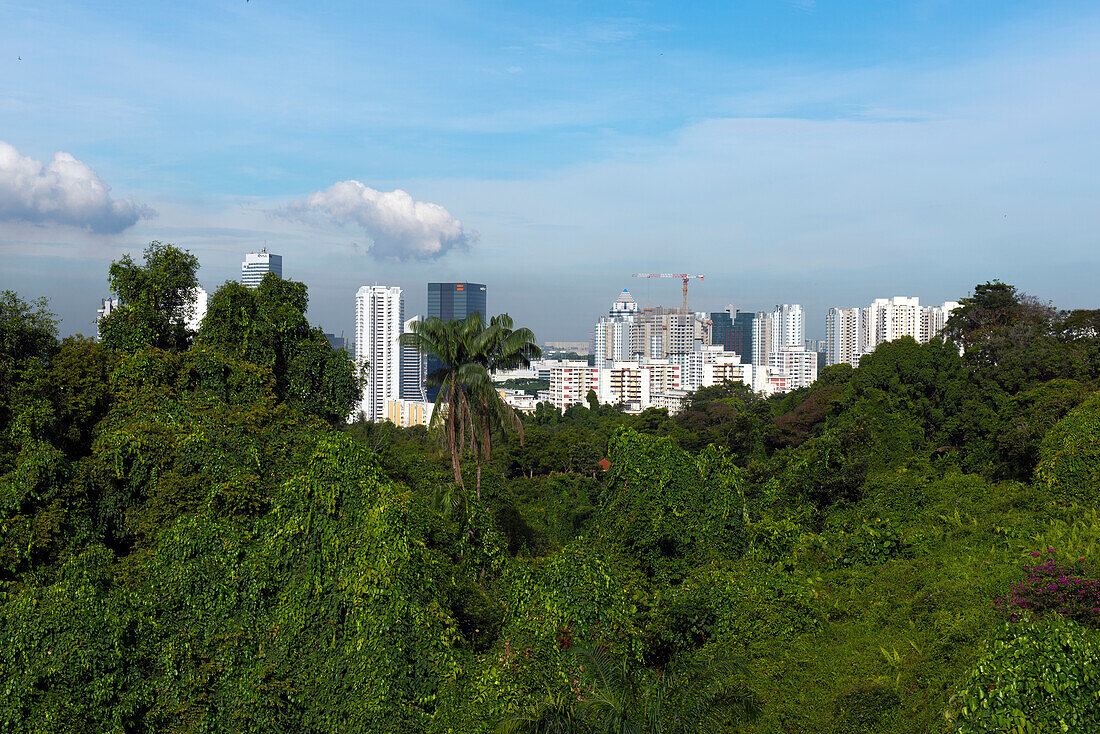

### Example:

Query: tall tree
xmin=401 ymin=313 xmax=540 ymax=497
xmin=469 ymin=313 xmax=541 ymax=495
xmin=0 ymin=292 xmax=58 ymax=465
xmin=196 ymin=274 xmax=360 ymax=423
xmin=400 ymin=314 xmax=489 ymax=493
xmin=99 ymin=241 xmax=200 ymax=352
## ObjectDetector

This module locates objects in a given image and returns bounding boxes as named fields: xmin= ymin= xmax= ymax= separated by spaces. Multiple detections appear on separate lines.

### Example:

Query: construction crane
xmin=631 ymin=273 xmax=705 ymax=314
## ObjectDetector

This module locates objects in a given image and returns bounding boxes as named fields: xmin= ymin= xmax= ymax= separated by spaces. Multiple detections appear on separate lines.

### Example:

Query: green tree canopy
xmin=99 ymin=241 xmax=200 ymax=352
xmin=196 ymin=274 xmax=361 ymax=423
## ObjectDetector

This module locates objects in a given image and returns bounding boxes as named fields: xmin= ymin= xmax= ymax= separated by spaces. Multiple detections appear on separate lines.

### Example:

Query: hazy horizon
xmin=3 ymin=0 xmax=1098 ymax=342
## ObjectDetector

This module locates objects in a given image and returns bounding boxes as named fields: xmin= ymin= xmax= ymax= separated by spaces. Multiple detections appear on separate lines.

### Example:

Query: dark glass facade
xmin=709 ymin=309 xmax=755 ymax=364
xmin=426 ymin=283 xmax=487 ymax=400
xmin=732 ymin=311 xmax=755 ymax=364
xmin=427 ymin=282 xmax=486 ymax=323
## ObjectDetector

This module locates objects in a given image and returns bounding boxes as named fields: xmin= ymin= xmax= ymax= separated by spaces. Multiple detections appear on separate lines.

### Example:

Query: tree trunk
xmin=447 ymin=375 xmax=463 ymax=488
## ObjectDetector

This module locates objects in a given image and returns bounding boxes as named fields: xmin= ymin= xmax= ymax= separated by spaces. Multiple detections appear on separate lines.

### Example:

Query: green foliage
xmin=1035 ymin=390 xmax=1100 ymax=505
xmin=7 ymin=277 xmax=1100 ymax=733
xmin=832 ymin=683 xmax=900 ymax=733
xmin=0 ymin=545 xmax=149 ymax=732
xmin=954 ymin=619 xmax=1100 ymax=733
xmin=99 ymin=241 xmax=200 ymax=352
xmin=0 ymin=291 xmax=58 ymax=465
xmin=599 ymin=429 xmax=746 ymax=581
xmin=197 ymin=275 xmax=361 ymax=423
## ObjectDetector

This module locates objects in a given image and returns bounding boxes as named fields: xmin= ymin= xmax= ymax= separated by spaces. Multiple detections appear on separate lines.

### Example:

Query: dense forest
xmin=2 ymin=244 xmax=1100 ymax=733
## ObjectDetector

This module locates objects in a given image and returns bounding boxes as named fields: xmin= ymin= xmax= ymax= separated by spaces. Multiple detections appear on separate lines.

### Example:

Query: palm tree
xmin=400 ymin=312 xmax=540 ymax=497
xmin=497 ymin=687 xmax=591 ymax=734
xmin=469 ymin=314 xmax=541 ymax=496
xmin=575 ymin=646 xmax=760 ymax=734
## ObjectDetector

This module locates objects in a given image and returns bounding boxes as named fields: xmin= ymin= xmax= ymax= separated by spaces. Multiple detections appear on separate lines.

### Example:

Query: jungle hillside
xmin=3 ymin=246 xmax=1100 ymax=733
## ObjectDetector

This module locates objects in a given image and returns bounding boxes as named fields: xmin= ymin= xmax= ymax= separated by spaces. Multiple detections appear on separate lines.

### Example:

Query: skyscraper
xmin=427 ymin=282 xmax=486 ymax=322
xmin=710 ymin=306 xmax=755 ymax=363
xmin=354 ymin=286 xmax=403 ymax=422
xmin=770 ymin=304 xmax=805 ymax=350
xmin=732 ymin=311 xmax=755 ymax=364
xmin=400 ymin=315 xmax=427 ymax=402
xmin=426 ymin=282 xmax=486 ymax=401
xmin=241 ymin=249 xmax=283 ymax=288
xmin=594 ymin=289 xmax=638 ymax=363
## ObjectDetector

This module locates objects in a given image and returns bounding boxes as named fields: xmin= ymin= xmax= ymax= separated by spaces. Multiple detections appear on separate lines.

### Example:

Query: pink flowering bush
xmin=994 ymin=549 xmax=1100 ymax=628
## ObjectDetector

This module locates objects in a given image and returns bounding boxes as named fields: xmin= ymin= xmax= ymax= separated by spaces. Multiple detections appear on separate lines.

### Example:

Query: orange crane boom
xmin=631 ymin=273 xmax=705 ymax=313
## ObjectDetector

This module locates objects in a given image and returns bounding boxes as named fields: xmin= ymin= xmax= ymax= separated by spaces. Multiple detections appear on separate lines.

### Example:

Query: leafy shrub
xmin=994 ymin=550 xmax=1100 ymax=628
xmin=835 ymin=517 xmax=911 ymax=568
xmin=832 ymin=683 xmax=900 ymax=732
xmin=1035 ymin=390 xmax=1100 ymax=504
xmin=954 ymin=618 xmax=1100 ymax=733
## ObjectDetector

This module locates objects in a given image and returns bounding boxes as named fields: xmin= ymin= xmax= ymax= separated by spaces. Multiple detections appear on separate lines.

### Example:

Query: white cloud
xmin=0 ymin=141 xmax=153 ymax=234
xmin=282 ymin=181 xmax=474 ymax=261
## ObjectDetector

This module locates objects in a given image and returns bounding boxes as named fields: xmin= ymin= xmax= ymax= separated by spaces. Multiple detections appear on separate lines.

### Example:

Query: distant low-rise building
xmin=386 ymin=399 xmax=434 ymax=428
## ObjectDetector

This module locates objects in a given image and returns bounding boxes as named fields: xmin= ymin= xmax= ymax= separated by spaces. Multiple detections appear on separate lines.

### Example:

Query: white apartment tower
xmin=241 ymin=249 xmax=283 ymax=288
xmin=593 ymin=289 xmax=638 ymax=363
xmin=768 ymin=347 xmax=819 ymax=391
xmin=354 ymin=286 xmax=404 ymax=422
xmin=752 ymin=311 xmax=772 ymax=369
xmin=826 ymin=296 xmax=962 ymax=367
xmin=400 ymin=315 xmax=428 ymax=401
xmin=770 ymin=304 xmax=805 ymax=350
xmin=825 ymin=307 xmax=865 ymax=367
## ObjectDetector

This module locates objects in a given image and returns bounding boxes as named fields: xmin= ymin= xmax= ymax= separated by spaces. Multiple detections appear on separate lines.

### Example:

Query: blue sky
xmin=2 ymin=0 xmax=1099 ymax=340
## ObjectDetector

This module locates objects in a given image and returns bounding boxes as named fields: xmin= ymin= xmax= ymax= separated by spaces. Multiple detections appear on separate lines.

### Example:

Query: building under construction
xmin=592 ymin=288 xmax=712 ymax=363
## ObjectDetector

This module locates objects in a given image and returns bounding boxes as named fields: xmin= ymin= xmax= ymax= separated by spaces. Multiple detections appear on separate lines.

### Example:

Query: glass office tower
xmin=426 ymin=283 xmax=487 ymax=401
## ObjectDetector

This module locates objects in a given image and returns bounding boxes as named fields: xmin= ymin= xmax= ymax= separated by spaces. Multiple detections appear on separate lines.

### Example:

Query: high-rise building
xmin=826 ymin=296 xmax=961 ymax=367
xmin=95 ymin=297 xmax=119 ymax=341
xmin=710 ymin=307 xmax=735 ymax=351
xmin=426 ymin=282 xmax=486 ymax=401
xmin=427 ymin=282 xmax=487 ymax=322
xmin=710 ymin=306 xmax=755 ymax=363
xmin=594 ymin=289 xmax=638 ymax=363
xmin=354 ymin=286 xmax=403 ymax=422
xmin=732 ymin=311 xmax=754 ymax=364
xmin=629 ymin=307 xmax=710 ymax=360
xmin=752 ymin=311 xmax=772 ymax=367
xmin=400 ymin=315 xmax=428 ymax=402
xmin=768 ymin=347 xmax=818 ymax=391
xmin=825 ymin=307 xmax=866 ymax=367
xmin=241 ymin=249 xmax=283 ymax=288
xmin=770 ymin=304 xmax=805 ymax=350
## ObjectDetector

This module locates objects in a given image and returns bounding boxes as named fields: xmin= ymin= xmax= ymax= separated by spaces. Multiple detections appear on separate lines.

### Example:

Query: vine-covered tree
xmin=197 ymin=274 xmax=361 ymax=423
xmin=99 ymin=241 xmax=200 ymax=352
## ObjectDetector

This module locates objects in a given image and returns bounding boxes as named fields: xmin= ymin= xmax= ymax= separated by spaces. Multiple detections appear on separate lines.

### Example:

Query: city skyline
xmin=3 ymin=1 xmax=1099 ymax=341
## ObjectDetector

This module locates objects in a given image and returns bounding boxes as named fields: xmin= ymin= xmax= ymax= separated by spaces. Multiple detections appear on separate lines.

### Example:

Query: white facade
xmin=241 ymin=250 xmax=283 ymax=288
xmin=768 ymin=346 xmax=819 ymax=391
xmin=596 ymin=360 xmax=682 ymax=414
xmin=826 ymin=296 xmax=961 ymax=367
xmin=825 ymin=307 xmax=866 ymax=367
xmin=752 ymin=311 xmax=772 ymax=368
xmin=498 ymin=388 xmax=539 ymax=413
xmin=185 ymin=287 xmax=208 ymax=332
xmin=593 ymin=289 xmax=638 ymax=362
xmin=354 ymin=286 xmax=403 ymax=422
xmin=701 ymin=358 xmax=753 ymax=389
xmin=671 ymin=343 xmax=752 ymax=391
xmin=400 ymin=315 xmax=427 ymax=401
xmin=770 ymin=304 xmax=805 ymax=350
xmin=548 ymin=361 xmax=599 ymax=410
xmin=95 ymin=297 xmax=119 ymax=341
